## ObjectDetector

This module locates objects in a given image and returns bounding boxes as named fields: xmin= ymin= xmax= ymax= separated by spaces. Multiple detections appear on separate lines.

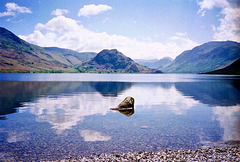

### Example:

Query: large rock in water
xmin=111 ymin=96 xmax=134 ymax=110
xmin=118 ymin=109 xmax=134 ymax=117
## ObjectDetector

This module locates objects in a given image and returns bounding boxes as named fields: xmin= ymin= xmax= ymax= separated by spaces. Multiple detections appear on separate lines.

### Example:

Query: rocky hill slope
xmin=78 ymin=49 xmax=162 ymax=73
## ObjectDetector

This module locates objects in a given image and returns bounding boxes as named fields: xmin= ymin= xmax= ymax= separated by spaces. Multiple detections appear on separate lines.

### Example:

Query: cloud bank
xmin=0 ymin=2 xmax=32 ymax=17
xmin=198 ymin=0 xmax=240 ymax=42
xmin=19 ymin=15 xmax=198 ymax=59
xmin=78 ymin=4 xmax=112 ymax=17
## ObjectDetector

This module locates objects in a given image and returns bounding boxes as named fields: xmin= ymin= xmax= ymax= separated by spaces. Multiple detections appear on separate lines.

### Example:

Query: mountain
xmin=44 ymin=47 xmax=96 ymax=66
xmin=3 ymin=27 xmax=239 ymax=74
xmin=78 ymin=49 xmax=162 ymax=73
xmin=205 ymin=58 xmax=240 ymax=75
xmin=0 ymin=27 xmax=160 ymax=73
xmin=163 ymin=41 xmax=240 ymax=73
xmin=134 ymin=59 xmax=158 ymax=66
xmin=0 ymin=27 xmax=72 ymax=72
xmin=135 ymin=57 xmax=173 ymax=69
xmin=0 ymin=27 xmax=96 ymax=72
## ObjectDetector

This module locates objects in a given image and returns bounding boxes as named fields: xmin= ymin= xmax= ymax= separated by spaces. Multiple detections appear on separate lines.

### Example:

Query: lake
xmin=0 ymin=73 xmax=240 ymax=161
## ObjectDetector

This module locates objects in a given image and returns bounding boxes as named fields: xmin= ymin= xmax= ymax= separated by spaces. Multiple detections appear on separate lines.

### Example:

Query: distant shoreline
xmin=1 ymin=70 xmax=240 ymax=75
xmin=0 ymin=69 xmax=159 ymax=74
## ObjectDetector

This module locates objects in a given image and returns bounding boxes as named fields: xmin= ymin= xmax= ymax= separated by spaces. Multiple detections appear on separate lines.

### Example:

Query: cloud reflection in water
xmin=21 ymin=93 xmax=117 ymax=133
xmin=20 ymin=83 xmax=200 ymax=133
xmin=213 ymin=106 xmax=240 ymax=141
xmin=80 ymin=130 xmax=111 ymax=142
xmin=18 ymin=81 xmax=240 ymax=143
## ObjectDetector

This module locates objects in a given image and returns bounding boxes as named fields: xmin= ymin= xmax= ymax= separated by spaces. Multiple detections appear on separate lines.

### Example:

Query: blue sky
xmin=0 ymin=0 xmax=239 ymax=59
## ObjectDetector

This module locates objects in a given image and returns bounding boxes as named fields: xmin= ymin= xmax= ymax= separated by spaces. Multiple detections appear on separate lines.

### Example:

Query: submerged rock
xmin=111 ymin=96 xmax=134 ymax=111
xmin=119 ymin=109 xmax=134 ymax=117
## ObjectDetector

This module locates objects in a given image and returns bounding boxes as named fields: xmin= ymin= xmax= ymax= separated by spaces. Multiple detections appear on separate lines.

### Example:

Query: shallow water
xmin=0 ymin=73 xmax=240 ymax=161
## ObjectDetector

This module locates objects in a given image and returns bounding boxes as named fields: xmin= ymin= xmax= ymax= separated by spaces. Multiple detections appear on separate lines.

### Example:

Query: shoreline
xmin=0 ymin=141 xmax=239 ymax=161
xmin=59 ymin=141 xmax=240 ymax=161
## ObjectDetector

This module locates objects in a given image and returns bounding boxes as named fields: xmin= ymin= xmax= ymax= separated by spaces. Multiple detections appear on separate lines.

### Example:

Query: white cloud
xmin=19 ymin=15 xmax=198 ymax=59
xmin=197 ymin=0 xmax=240 ymax=42
xmin=78 ymin=4 xmax=112 ymax=17
xmin=0 ymin=2 xmax=32 ymax=17
xmin=197 ymin=0 xmax=229 ymax=16
xmin=0 ymin=11 xmax=15 ymax=17
xmin=51 ymin=9 xmax=69 ymax=16
xmin=175 ymin=32 xmax=187 ymax=37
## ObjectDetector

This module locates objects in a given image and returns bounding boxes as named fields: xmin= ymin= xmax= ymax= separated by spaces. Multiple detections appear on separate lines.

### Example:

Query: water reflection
xmin=0 ymin=82 xmax=92 ymax=116
xmin=1 ymin=81 xmax=240 ymax=132
xmin=92 ymin=82 xmax=132 ymax=97
xmin=123 ymin=83 xmax=199 ymax=115
xmin=19 ymin=82 xmax=201 ymax=132
xmin=173 ymin=81 xmax=240 ymax=142
xmin=22 ymin=93 xmax=115 ymax=133
xmin=80 ymin=130 xmax=111 ymax=142
xmin=212 ymin=106 xmax=240 ymax=141
xmin=175 ymin=81 xmax=240 ymax=106
xmin=0 ymin=129 xmax=30 ymax=143
xmin=0 ymin=75 xmax=240 ymax=160
xmin=7 ymin=131 xmax=30 ymax=143
xmin=0 ymin=82 xmax=131 ymax=117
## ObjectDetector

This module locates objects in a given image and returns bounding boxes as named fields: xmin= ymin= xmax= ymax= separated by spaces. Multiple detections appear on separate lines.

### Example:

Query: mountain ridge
xmin=44 ymin=47 xmax=97 ymax=66
xmin=135 ymin=57 xmax=173 ymax=69
xmin=0 ymin=27 xmax=96 ymax=72
xmin=0 ymin=27 xmax=161 ymax=73
xmin=0 ymin=27 xmax=72 ymax=72
xmin=163 ymin=41 xmax=240 ymax=73
xmin=78 ymin=49 xmax=162 ymax=73
xmin=1 ymin=27 xmax=239 ymax=74
xmin=205 ymin=58 xmax=240 ymax=75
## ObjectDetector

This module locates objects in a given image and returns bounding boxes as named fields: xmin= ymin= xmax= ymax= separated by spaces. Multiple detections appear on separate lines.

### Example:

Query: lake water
xmin=0 ymin=73 xmax=240 ymax=161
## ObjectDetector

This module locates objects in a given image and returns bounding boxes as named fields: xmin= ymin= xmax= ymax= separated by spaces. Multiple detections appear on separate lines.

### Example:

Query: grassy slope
xmin=0 ymin=27 xmax=96 ymax=72
xmin=163 ymin=41 xmax=240 ymax=73
xmin=205 ymin=58 xmax=240 ymax=75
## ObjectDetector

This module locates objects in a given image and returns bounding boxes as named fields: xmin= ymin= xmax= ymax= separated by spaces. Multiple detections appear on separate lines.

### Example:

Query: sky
xmin=0 ymin=0 xmax=239 ymax=59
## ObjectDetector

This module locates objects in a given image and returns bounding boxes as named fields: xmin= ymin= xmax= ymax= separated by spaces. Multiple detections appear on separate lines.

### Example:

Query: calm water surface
xmin=0 ymin=73 xmax=240 ymax=161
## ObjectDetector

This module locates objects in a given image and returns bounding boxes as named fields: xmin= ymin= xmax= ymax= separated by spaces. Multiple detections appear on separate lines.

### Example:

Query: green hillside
xmin=205 ymin=58 xmax=240 ymax=75
xmin=78 ymin=49 xmax=162 ymax=73
xmin=44 ymin=47 xmax=96 ymax=66
xmin=0 ymin=27 xmax=96 ymax=72
xmin=163 ymin=41 xmax=240 ymax=73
